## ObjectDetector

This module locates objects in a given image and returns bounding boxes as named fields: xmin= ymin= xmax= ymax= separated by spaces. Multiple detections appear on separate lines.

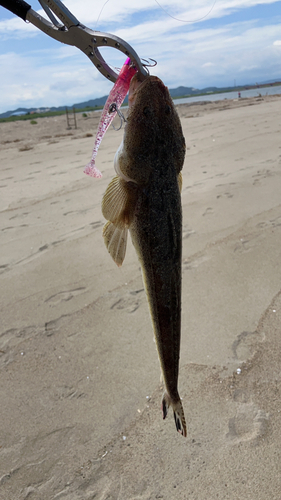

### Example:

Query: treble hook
xmin=137 ymin=58 xmax=158 ymax=76
xmin=141 ymin=58 xmax=157 ymax=68
xmin=109 ymin=102 xmax=127 ymax=131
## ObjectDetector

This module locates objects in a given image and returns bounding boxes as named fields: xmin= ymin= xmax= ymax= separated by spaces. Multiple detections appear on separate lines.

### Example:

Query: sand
xmin=1 ymin=94 xmax=281 ymax=499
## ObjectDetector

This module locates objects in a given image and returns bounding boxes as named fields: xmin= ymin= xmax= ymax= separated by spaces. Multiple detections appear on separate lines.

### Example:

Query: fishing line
xmin=153 ymin=0 xmax=217 ymax=23
xmin=95 ymin=0 xmax=110 ymax=29
xmin=96 ymin=0 xmax=217 ymax=28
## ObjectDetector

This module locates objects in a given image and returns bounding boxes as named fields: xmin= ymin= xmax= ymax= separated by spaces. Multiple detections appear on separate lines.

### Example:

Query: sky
xmin=0 ymin=0 xmax=281 ymax=113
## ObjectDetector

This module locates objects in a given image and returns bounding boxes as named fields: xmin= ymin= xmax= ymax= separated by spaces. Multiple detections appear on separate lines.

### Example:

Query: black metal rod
xmin=0 ymin=0 xmax=31 ymax=21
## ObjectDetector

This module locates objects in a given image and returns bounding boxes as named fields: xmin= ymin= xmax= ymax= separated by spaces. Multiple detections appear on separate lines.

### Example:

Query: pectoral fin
xmin=102 ymin=176 xmax=138 ymax=227
xmin=102 ymin=176 xmax=139 ymax=266
xmin=103 ymin=221 xmax=128 ymax=267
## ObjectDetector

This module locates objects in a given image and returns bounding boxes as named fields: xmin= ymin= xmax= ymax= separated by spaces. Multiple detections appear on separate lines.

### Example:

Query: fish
xmin=84 ymin=58 xmax=137 ymax=179
xmin=101 ymin=73 xmax=187 ymax=436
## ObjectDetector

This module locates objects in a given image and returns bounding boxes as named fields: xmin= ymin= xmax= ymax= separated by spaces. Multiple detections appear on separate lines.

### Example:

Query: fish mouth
xmin=128 ymin=74 xmax=147 ymax=107
xmin=128 ymin=75 xmax=168 ymax=107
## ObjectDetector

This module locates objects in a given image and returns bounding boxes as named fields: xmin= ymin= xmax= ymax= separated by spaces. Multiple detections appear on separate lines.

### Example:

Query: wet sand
xmin=1 ymin=95 xmax=281 ymax=499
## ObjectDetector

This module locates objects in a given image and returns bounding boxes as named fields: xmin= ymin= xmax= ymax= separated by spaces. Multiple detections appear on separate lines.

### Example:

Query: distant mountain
xmin=252 ymin=78 xmax=281 ymax=85
xmin=0 ymin=96 xmax=109 ymax=119
xmin=1 ymin=80 xmax=280 ymax=119
xmin=0 ymin=86 xmax=215 ymax=118
xmin=72 ymin=96 xmax=108 ymax=109
xmin=0 ymin=106 xmax=60 ymax=119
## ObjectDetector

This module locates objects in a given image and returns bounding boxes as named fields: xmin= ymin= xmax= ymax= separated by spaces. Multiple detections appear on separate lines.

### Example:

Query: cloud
xmin=57 ymin=0 xmax=281 ymax=27
xmin=0 ymin=0 xmax=280 ymax=39
xmin=0 ymin=15 xmax=37 ymax=40
xmin=0 ymin=50 xmax=112 ymax=112
xmin=0 ymin=0 xmax=281 ymax=112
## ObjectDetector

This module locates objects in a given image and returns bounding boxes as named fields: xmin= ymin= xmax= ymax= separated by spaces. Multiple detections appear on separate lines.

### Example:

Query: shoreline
xmin=1 ymin=93 xmax=281 ymax=499
xmin=1 ymin=93 xmax=281 ymax=153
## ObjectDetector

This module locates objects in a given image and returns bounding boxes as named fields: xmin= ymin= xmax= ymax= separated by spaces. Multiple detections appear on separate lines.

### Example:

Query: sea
xmin=173 ymin=85 xmax=281 ymax=105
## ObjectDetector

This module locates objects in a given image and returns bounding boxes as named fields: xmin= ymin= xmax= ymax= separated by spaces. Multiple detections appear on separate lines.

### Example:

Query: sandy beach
xmin=1 ymin=94 xmax=281 ymax=499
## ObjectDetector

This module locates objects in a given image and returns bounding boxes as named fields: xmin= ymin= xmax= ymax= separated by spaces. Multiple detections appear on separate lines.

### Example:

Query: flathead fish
xmin=102 ymin=74 xmax=186 ymax=436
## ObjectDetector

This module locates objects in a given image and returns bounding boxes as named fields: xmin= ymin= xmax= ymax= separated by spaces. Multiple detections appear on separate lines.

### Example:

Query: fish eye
xmin=143 ymin=106 xmax=151 ymax=116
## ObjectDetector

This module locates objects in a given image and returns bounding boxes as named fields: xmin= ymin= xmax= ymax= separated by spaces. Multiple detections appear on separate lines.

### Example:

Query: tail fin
xmin=162 ymin=392 xmax=187 ymax=437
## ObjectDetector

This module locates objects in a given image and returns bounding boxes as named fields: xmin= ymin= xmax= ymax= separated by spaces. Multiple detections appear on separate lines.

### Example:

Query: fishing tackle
xmin=110 ymin=105 xmax=127 ymax=131
xmin=84 ymin=58 xmax=137 ymax=178
xmin=1 ymin=0 xmax=147 ymax=82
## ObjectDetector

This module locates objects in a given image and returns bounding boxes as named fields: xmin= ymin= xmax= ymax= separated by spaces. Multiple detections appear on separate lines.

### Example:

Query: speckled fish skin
xmin=102 ymin=74 xmax=186 ymax=436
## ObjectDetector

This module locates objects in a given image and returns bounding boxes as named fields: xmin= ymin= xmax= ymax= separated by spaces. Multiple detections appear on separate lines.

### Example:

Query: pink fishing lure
xmin=84 ymin=58 xmax=137 ymax=178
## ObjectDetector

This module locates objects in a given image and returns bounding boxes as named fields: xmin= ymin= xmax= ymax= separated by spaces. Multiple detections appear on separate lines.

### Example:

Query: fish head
xmin=122 ymin=75 xmax=185 ymax=185
xmin=128 ymin=74 xmax=173 ymax=118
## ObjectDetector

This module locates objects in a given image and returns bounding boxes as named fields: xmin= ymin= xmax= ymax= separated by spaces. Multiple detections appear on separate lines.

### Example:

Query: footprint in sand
xmin=1 ymin=224 xmax=28 ymax=232
xmin=227 ymin=402 xmax=269 ymax=444
xmin=182 ymin=224 xmax=195 ymax=239
xmin=231 ymin=330 xmax=264 ymax=362
xmin=202 ymin=207 xmax=214 ymax=216
xmin=51 ymin=170 xmax=67 ymax=176
xmin=52 ymin=384 xmax=86 ymax=401
xmin=252 ymin=168 xmax=273 ymax=186
xmin=76 ymin=470 xmax=151 ymax=500
xmin=0 ymin=325 xmax=42 ymax=366
xmin=216 ymin=192 xmax=233 ymax=199
xmin=233 ymin=234 xmax=260 ymax=254
xmin=110 ymin=289 xmax=144 ymax=314
xmin=183 ymin=254 xmax=210 ymax=271
xmin=45 ymin=287 xmax=86 ymax=306
xmin=256 ymin=216 xmax=281 ymax=230
xmin=14 ymin=177 xmax=35 ymax=183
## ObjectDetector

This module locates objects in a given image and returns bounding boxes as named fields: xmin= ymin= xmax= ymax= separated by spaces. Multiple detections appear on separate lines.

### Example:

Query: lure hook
xmin=109 ymin=102 xmax=126 ymax=131
xmin=141 ymin=58 xmax=157 ymax=68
